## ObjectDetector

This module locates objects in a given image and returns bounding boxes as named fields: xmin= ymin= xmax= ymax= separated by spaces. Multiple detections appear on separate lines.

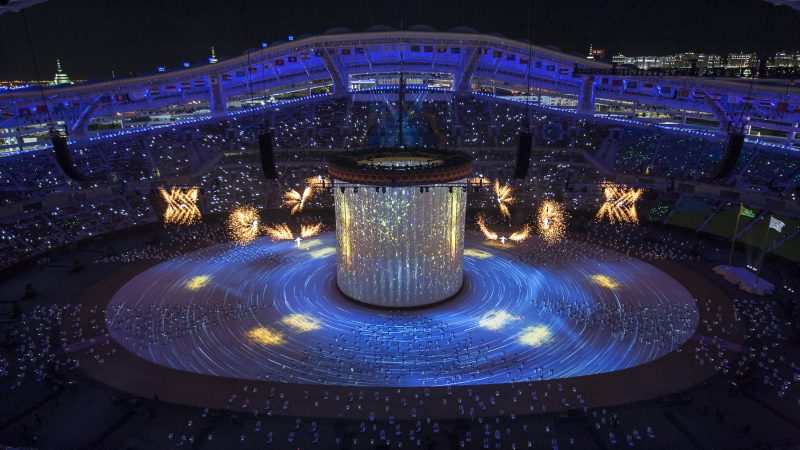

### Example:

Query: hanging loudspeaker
xmin=52 ymin=135 xmax=87 ymax=181
xmin=259 ymin=131 xmax=277 ymax=179
xmin=712 ymin=132 xmax=744 ymax=180
xmin=514 ymin=132 xmax=532 ymax=179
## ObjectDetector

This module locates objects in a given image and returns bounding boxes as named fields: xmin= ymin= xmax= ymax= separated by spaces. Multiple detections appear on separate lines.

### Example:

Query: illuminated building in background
xmin=52 ymin=59 xmax=72 ymax=85
xmin=328 ymin=150 xmax=471 ymax=308
xmin=695 ymin=53 xmax=723 ymax=69
xmin=611 ymin=54 xmax=628 ymax=65
xmin=726 ymin=52 xmax=759 ymax=69
xmin=587 ymin=44 xmax=606 ymax=61
xmin=612 ymin=52 xmax=725 ymax=69
xmin=611 ymin=54 xmax=661 ymax=69
xmin=772 ymin=51 xmax=800 ymax=67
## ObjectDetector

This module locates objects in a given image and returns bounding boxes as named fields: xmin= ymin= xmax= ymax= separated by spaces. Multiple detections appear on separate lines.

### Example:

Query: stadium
xmin=1 ymin=3 xmax=800 ymax=449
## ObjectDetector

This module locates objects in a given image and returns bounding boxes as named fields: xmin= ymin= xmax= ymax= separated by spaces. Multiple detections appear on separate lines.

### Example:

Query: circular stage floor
xmin=104 ymin=232 xmax=699 ymax=388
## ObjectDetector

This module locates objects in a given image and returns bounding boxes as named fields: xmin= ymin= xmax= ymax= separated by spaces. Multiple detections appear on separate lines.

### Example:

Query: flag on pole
xmin=739 ymin=205 xmax=755 ymax=218
xmin=769 ymin=216 xmax=785 ymax=232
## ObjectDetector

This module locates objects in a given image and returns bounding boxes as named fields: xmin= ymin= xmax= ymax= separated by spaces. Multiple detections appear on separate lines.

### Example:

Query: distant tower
xmin=587 ymin=45 xmax=605 ymax=62
xmin=208 ymin=47 xmax=218 ymax=64
xmin=52 ymin=59 xmax=72 ymax=85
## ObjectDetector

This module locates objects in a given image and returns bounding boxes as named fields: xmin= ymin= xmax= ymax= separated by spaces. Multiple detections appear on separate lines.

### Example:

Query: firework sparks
xmin=477 ymin=215 xmax=498 ymax=240
xmin=159 ymin=187 xmax=201 ymax=225
xmin=227 ymin=205 xmax=260 ymax=245
xmin=477 ymin=216 xmax=531 ymax=244
xmin=537 ymin=200 xmax=568 ymax=245
xmin=263 ymin=223 xmax=294 ymax=241
xmin=596 ymin=182 xmax=643 ymax=224
xmin=283 ymin=186 xmax=313 ymax=215
xmin=300 ymin=222 xmax=324 ymax=238
xmin=509 ymin=224 xmax=532 ymax=242
xmin=493 ymin=179 xmax=515 ymax=218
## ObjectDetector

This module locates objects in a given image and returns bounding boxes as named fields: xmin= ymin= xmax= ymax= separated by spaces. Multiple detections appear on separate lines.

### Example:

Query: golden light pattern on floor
xmin=537 ymin=200 xmax=568 ymax=245
xmin=464 ymin=248 xmax=493 ymax=259
xmin=263 ymin=223 xmax=294 ymax=241
xmin=301 ymin=238 xmax=323 ymax=249
xmin=280 ymin=314 xmax=322 ymax=333
xmin=479 ymin=310 xmax=515 ymax=331
xmin=484 ymin=240 xmax=512 ymax=249
xmin=159 ymin=187 xmax=201 ymax=225
xmin=493 ymin=179 xmax=515 ymax=219
xmin=226 ymin=205 xmax=260 ymax=245
xmin=519 ymin=325 xmax=552 ymax=347
xmin=283 ymin=186 xmax=313 ymax=215
xmin=308 ymin=246 xmax=336 ymax=258
xmin=184 ymin=275 xmax=210 ymax=290
xmin=105 ymin=232 xmax=701 ymax=386
xmin=590 ymin=274 xmax=621 ymax=289
xmin=246 ymin=327 xmax=285 ymax=346
xmin=596 ymin=182 xmax=643 ymax=224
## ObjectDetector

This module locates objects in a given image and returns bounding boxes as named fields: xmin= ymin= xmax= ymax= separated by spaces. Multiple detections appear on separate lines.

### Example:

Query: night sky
xmin=1 ymin=0 xmax=799 ymax=80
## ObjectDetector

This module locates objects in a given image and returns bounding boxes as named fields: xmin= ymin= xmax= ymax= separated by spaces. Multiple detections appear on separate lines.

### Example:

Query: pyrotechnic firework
xmin=300 ymin=222 xmax=324 ymax=238
xmin=477 ymin=215 xmax=498 ymax=240
xmin=477 ymin=216 xmax=532 ymax=244
xmin=263 ymin=223 xmax=294 ymax=241
xmin=159 ymin=187 xmax=201 ymax=225
xmin=493 ymin=179 xmax=515 ymax=218
xmin=305 ymin=176 xmax=331 ymax=191
xmin=283 ymin=186 xmax=313 ymax=215
xmin=596 ymin=182 xmax=643 ymax=224
xmin=509 ymin=224 xmax=532 ymax=242
xmin=227 ymin=205 xmax=260 ymax=244
xmin=537 ymin=200 xmax=568 ymax=245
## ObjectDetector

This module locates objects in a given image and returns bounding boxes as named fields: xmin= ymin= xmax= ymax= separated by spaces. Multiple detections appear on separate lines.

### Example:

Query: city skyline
xmin=1 ymin=0 xmax=799 ymax=80
xmin=3 ymin=44 xmax=800 ymax=89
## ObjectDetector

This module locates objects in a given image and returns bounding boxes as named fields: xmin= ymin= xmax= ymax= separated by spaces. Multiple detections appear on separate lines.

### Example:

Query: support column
xmin=209 ymin=72 xmax=227 ymax=117
xmin=69 ymin=96 xmax=103 ymax=139
xmin=577 ymin=76 xmax=595 ymax=115
xmin=321 ymin=49 xmax=347 ymax=96
xmin=456 ymin=47 xmax=482 ymax=93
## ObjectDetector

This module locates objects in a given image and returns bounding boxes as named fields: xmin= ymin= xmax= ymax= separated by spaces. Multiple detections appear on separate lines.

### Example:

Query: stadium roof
xmin=0 ymin=0 xmax=48 ymax=15
xmin=762 ymin=0 xmax=800 ymax=11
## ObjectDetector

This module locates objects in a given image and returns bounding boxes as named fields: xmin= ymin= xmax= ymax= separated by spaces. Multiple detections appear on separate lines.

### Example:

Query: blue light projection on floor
xmin=106 ymin=233 xmax=699 ymax=387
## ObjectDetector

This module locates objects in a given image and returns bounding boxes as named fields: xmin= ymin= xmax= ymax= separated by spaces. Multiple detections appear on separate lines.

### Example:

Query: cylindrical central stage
xmin=329 ymin=150 xmax=472 ymax=308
